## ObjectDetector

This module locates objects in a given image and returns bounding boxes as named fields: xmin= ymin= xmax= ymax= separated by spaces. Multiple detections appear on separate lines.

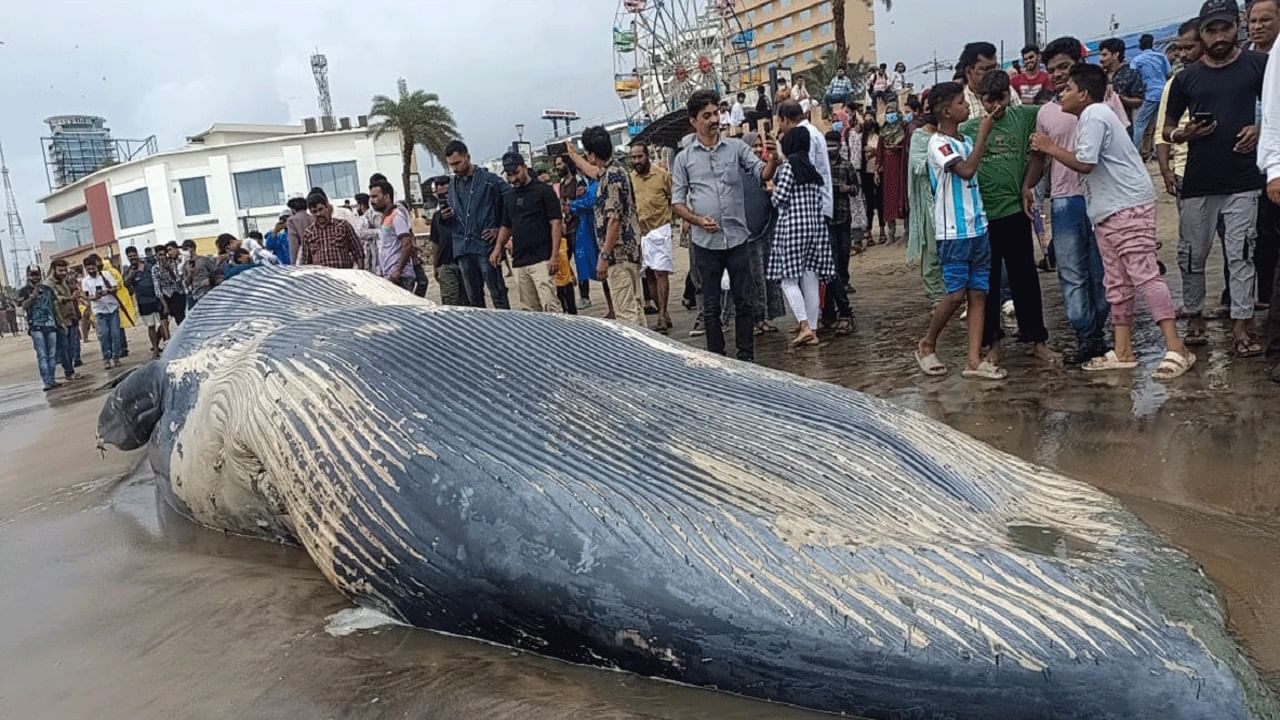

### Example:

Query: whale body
xmin=99 ymin=266 xmax=1278 ymax=719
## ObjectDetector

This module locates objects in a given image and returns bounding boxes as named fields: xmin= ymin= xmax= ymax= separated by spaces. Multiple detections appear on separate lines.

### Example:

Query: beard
xmin=1207 ymin=41 xmax=1235 ymax=59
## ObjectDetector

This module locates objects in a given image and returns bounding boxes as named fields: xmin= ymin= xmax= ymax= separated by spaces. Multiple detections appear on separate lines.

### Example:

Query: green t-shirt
xmin=959 ymin=105 xmax=1040 ymax=221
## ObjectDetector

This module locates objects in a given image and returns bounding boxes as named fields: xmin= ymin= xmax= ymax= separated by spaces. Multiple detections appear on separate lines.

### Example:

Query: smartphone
xmin=1192 ymin=111 xmax=1215 ymax=126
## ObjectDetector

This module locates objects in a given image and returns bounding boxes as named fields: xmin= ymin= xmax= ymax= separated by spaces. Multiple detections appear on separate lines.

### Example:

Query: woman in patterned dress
xmin=876 ymin=100 xmax=908 ymax=245
xmin=767 ymin=127 xmax=837 ymax=348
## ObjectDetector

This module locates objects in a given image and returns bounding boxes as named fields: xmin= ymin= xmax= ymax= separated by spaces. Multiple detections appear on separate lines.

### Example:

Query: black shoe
xmin=73 ymin=359 xmax=83 ymax=367
xmin=1036 ymin=258 xmax=1055 ymax=273
xmin=42 ymin=382 xmax=63 ymax=392
xmin=1064 ymin=346 xmax=1108 ymax=366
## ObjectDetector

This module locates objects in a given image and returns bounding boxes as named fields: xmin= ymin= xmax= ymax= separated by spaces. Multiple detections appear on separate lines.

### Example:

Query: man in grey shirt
xmin=672 ymin=89 xmax=778 ymax=361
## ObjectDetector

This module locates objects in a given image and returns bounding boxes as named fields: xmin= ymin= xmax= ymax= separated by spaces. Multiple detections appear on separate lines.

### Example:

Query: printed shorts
xmin=938 ymin=233 xmax=991 ymax=294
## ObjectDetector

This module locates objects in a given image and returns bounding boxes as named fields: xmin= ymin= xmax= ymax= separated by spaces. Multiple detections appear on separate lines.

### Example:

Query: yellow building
xmin=735 ymin=0 xmax=877 ymax=88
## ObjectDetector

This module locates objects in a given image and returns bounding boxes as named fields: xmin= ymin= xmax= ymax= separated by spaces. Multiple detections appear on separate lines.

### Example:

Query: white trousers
xmin=780 ymin=271 xmax=820 ymax=325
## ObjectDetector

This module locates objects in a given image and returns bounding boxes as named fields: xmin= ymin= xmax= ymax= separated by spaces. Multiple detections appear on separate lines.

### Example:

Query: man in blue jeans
xmin=48 ymin=258 xmax=81 ymax=382
xmin=1130 ymin=33 xmax=1172 ymax=160
xmin=17 ymin=265 xmax=61 ymax=391
xmin=80 ymin=253 xmax=123 ymax=369
xmin=1023 ymin=36 xmax=1126 ymax=364
xmin=442 ymin=140 xmax=510 ymax=309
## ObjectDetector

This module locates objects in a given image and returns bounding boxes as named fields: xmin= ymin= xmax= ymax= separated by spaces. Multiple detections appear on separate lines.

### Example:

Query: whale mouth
xmin=97 ymin=361 xmax=166 ymax=451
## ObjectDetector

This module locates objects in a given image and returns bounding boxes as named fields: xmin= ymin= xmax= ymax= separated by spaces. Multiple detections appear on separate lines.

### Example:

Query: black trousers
xmin=821 ymin=221 xmax=853 ymax=322
xmin=1257 ymin=191 xmax=1280 ymax=306
xmin=861 ymin=171 xmax=881 ymax=231
xmin=695 ymin=243 xmax=754 ymax=361
xmin=983 ymin=213 xmax=1049 ymax=347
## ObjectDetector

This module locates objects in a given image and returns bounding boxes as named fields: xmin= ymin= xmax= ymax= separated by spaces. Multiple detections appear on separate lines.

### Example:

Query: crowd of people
xmin=12 ymin=0 xmax=1280 ymax=389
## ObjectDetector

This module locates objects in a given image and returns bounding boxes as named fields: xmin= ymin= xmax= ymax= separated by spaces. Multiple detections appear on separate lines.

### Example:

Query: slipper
xmin=914 ymin=350 xmax=948 ymax=376
xmin=961 ymin=360 xmax=1008 ymax=380
xmin=1232 ymin=338 xmax=1264 ymax=358
xmin=791 ymin=332 xmax=820 ymax=348
xmin=753 ymin=323 xmax=767 ymax=336
xmin=1082 ymin=350 xmax=1139 ymax=372
xmin=798 ymin=335 xmax=822 ymax=347
xmin=762 ymin=321 xmax=779 ymax=333
xmin=834 ymin=318 xmax=855 ymax=336
xmin=1152 ymin=350 xmax=1197 ymax=381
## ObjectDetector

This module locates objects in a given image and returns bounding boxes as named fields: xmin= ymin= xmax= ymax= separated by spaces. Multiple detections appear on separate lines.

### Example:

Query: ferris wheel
xmin=613 ymin=0 xmax=755 ymax=127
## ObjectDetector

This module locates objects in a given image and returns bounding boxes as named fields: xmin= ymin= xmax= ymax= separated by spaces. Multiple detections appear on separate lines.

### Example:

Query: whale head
xmin=97 ymin=360 xmax=166 ymax=451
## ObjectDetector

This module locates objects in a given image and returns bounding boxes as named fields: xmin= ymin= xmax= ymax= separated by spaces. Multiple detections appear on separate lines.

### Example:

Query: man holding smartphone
xmin=1164 ymin=0 xmax=1268 ymax=355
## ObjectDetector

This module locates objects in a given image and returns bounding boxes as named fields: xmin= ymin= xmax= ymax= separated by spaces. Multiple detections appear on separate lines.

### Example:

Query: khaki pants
xmin=512 ymin=262 xmax=561 ymax=313
xmin=607 ymin=260 xmax=645 ymax=326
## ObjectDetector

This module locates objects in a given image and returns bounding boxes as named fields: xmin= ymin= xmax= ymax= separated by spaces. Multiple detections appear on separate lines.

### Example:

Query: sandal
xmin=791 ymin=331 xmax=820 ymax=348
xmin=961 ymin=360 xmax=1008 ymax=380
xmin=761 ymin=321 xmax=779 ymax=333
xmin=1232 ymin=337 xmax=1264 ymax=358
xmin=914 ymin=349 xmax=948 ymax=376
xmin=753 ymin=322 xmax=767 ymax=336
xmin=1152 ymin=350 xmax=1197 ymax=381
xmin=833 ymin=317 xmax=855 ymax=336
xmin=1082 ymin=350 xmax=1139 ymax=372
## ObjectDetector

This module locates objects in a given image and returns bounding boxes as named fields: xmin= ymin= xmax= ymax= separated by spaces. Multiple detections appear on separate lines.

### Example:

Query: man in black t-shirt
xmin=492 ymin=152 xmax=563 ymax=313
xmin=429 ymin=176 xmax=465 ymax=306
xmin=1164 ymin=0 xmax=1267 ymax=355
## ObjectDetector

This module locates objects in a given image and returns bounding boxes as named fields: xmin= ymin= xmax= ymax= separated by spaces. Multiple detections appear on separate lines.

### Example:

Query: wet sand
xmin=2 ymin=189 xmax=1278 ymax=718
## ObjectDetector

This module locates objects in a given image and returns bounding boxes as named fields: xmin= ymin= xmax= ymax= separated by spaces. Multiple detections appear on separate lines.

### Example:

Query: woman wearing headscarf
xmin=99 ymin=256 xmax=136 ymax=356
xmin=906 ymin=93 xmax=944 ymax=305
xmin=741 ymin=131 xmax=785 ymax=334
xmin=767 ymin=127 xmax=836 ymax=348
xmin=875 ymin=100 xmax=908 ymax=245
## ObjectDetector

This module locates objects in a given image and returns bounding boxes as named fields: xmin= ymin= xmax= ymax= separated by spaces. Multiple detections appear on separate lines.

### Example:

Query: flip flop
xmin=915 ymin=350 xmax=948 ymax=376
xmin=791 ymin=331 xmax=820 ymax=348
xmin=1184 ymin=329 xmax=1208 ymax=347
xmin=1232 ymin=338 xmax=1264 ymax=358
xmin=1082 ymin=350 xmax=1139 ymax=372
xmin=1152 ymin=350 xmax=1197 ymax=381
xmin=961 ymin=360 xmax=1008 ymax=380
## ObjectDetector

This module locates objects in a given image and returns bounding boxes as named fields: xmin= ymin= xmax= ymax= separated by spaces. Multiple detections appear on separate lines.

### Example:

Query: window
xmin=232 ymin=168 xmax=285 ymax=210
xmin=798 ymin=8 xmax=811 ymax=21
xmin=784 ymin=36 xmax=794 ymax=48
xmin=780 ymin=0 xmax=791 ymax=8
xmin=799 ymin=29 xmax=812 ymax=43
xmin=819 ymin=1 xmax=832 ymax=13
xmin=115 ymin=188 xmax=152 ymax=229
xmin=803 ymin=50 xmax=815 ymax=63
xmin=781 ymin=15 xmax=793 ymax=28
xmin=179 ymin=177 xmax=210 ymax=216
xmin=306 ymin=161 xmax=359 ymax=200
xmin=763 ymin=21 xmax=774 ymax=34
xmin=759 ymin=1 xmax=772 ymax=15
xmin=820 ymin=21 xmax=833 ymax=36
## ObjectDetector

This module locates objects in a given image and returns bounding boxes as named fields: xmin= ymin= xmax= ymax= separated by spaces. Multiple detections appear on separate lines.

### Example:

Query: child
xmin=914 ymin=81 xmax=1002 ymax=379
xmin=554 ymin=236 xmax=578 ymax=315
xmin=1030 ymin=63 xmax=1193 ymax=380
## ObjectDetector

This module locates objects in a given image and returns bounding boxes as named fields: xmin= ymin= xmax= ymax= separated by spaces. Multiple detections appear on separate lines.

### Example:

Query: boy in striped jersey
xmin=915 ymin=81 xmax=1004 ymax=379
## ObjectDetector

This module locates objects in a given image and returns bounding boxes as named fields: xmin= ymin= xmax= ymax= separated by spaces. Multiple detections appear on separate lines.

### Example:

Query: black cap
xmin=501 ymin=151 xmax=525 ymax=171
xmin=1199 ymin=0 xmax=1239 ymax=29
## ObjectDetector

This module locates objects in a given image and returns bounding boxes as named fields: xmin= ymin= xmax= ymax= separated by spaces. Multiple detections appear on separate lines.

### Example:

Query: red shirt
xmin=299 ymin=217 xmax=364 ymax=269
xmin=1011 ymin=70 xmax=1052 ymax=105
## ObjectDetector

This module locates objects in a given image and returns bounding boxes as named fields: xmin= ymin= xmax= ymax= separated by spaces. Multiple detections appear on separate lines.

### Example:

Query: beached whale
xmin=98 ymin=266 xmax=1277 ymax=720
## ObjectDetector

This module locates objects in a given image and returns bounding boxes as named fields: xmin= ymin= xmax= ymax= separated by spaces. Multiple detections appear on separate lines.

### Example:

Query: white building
xmin=39 ymin=120 xmax=404 ymax=264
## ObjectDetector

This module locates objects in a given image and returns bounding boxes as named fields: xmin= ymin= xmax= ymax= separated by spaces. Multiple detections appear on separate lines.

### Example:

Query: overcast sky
xmin=1 ymin=0 xmax=1186 ymax=272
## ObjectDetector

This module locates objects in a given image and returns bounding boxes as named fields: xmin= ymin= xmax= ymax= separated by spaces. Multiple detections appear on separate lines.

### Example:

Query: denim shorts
xmin=938 ymin=233 xmax=991 ymax=294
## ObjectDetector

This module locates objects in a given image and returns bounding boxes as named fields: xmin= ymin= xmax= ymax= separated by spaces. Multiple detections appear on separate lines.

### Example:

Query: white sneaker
xmin=1001 ymin=300 xmax=1016 ymax=318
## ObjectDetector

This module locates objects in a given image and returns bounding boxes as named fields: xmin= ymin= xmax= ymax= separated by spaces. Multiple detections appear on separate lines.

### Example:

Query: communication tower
xmin=311 ymin=51 xmax=335 ymax=131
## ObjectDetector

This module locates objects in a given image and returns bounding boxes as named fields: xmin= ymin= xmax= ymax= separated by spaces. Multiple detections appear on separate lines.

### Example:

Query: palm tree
xmin=369 ymin=79 xmax=460 ymax=204
xmin=833 ymin=0 xmax=894 ymax=69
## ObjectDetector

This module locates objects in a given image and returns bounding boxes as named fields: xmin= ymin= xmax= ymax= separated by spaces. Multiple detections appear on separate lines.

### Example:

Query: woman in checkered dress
xmin=768 ymin=126 xmax=836 ymax=347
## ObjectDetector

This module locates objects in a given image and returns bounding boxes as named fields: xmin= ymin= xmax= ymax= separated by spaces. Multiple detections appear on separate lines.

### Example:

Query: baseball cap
xmin=501 ymin=151 xmax=525 ymax=172
xmin=1199 ymin=0 xmax=1239 ymax=29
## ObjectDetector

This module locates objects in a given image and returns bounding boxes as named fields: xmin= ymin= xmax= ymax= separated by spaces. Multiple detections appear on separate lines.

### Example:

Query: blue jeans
xmin=96 ymin=310 xmax=122 ymax=361
xmin=823 ymin=91 xmax=850 ymax=112
xmin=1051 ymin=196 xmax=1110 ymax=351
xmin=1130 ymin=99 xmax=1160 ymax=155
xmin=31 ymin=326 xmax=58 ymax=388
xmin=456 ymin=252 xmax=510 ymax=309
xmin=56 ymin=326 xmax=78 ymax=378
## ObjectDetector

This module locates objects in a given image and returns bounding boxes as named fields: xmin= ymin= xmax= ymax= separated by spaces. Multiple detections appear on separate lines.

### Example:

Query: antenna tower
xmin=1 ymin=140 xmax=28 ymax=287
xmin=311 ymin=51 xmax=335 ymax=129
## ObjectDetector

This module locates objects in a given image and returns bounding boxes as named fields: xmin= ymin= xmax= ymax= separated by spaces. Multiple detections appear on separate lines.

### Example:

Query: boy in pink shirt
xmin=1031 ymin=64 xmax=1195 ymax=380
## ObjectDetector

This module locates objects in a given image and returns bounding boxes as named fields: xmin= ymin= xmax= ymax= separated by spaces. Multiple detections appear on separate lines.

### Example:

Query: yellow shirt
xmin=629 ymin=167 xmax=672 ymax=237
xmin=1155 ymin=78 xmax=1187 ymax=178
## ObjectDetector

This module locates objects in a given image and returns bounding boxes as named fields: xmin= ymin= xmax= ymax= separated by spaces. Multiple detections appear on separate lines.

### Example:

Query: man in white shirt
xmin=729 ymin=92 xmax=746 ymax=129
xmin=80 ymin=253 xmax=123 ymax=368
xmin=353 ymin=191 xmax=382 ymax=272
xmin=777 ymin=100 xmax=833 ymax=219
xmin=1258 ymin=23 xmax=1280 ymax=378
